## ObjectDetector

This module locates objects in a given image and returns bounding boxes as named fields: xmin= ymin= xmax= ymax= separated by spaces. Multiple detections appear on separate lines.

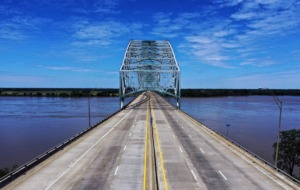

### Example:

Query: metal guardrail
xmin=163 ymin=96 xmax=300 ymax=186
xmin=0 ymin=96 xmax=138 ymax=188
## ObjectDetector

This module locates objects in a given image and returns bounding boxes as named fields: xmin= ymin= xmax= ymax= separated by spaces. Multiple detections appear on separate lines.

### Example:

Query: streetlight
xmin=226 ymin=124 xmax=230 ymax=136
xmin=88 ymin=91 xmax=91 ymax=128
xmin=259 ymin=88 xmax=282 ymax=169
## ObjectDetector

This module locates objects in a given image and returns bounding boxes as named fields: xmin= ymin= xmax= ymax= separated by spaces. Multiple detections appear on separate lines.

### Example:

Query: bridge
xmin=119 ymin=40 xmax=180 ymax=108
xmin=1 ymin=40 xmax=299 ymax=190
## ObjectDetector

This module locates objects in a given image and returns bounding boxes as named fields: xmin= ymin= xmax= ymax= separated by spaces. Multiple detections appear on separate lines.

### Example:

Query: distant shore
xmin=0 ymin=88 xmax=119 ymax=97
xmin=0 ymin=88 xmax=300 ymax=97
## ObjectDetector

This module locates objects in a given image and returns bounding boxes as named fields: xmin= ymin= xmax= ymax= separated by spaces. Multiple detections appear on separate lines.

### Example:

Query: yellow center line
xmin=151 ymin=98 xmax=169 ymax=190
xmin=143 ymin=102 xmax=149 ymax=190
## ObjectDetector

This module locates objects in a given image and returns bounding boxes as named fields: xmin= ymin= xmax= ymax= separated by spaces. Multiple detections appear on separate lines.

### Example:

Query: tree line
xmin=1 ymin=88 xmax=300 ymax=97
xmin=0 ymin=88 xmax=119 ymax=97
xmin=180 ymin=89 xmax=300 ymax=97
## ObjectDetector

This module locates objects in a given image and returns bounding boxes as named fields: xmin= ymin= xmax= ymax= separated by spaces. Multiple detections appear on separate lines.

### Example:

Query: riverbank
xmin=1 ymin=88 xmax=300 ymax=97
xmin=0 ymin=88 xmax=119 ymax=97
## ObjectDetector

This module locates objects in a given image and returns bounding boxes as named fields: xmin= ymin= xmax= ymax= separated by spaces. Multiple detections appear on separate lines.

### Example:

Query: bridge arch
xmin=119 ymin=40 xmax=181 ymax=108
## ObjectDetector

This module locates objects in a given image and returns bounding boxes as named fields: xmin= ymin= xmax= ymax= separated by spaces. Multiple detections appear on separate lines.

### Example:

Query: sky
xmin=0 ymin=0 xmax=299 ymax=89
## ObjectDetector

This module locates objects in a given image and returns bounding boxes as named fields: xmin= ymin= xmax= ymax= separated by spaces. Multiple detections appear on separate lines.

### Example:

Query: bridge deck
xmin=3 ymin=92 xmax=298 ymax=190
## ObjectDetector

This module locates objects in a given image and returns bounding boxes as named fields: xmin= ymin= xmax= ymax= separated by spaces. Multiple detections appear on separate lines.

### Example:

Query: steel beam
xmin=119 ymin=40 xmax=181 ymax=108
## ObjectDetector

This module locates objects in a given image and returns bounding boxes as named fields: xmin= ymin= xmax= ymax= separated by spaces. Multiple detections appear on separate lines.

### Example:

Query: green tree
xmin=0 ymin=165 xmax=18 ymax=178
xmin=0 ymin=168 xmax=9 ymax=178
xmin=273 ymin=129 xmax=300 ymax=176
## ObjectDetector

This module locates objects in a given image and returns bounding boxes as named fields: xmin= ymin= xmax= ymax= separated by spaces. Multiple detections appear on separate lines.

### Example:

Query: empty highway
xmin=2 ymin=92 xmax=299 ymax=190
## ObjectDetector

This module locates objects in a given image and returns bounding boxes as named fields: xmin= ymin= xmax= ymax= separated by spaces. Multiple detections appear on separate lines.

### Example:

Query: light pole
xmin=88 ymin=93 xmax=91 ymax=128
xmin=226 ymin=124 xmax=230 ymax=136
xmin=260 ymin=88 xmax=282 ymax=168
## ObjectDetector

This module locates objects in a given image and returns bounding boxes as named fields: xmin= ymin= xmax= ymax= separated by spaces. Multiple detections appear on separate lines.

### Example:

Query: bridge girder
xmin=119 ymin=40 xmax=181 ymax=108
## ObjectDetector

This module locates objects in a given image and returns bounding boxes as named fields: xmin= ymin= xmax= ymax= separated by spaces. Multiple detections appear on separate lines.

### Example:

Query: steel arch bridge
xmin=119 ymin=40 xmax=181 ymax=108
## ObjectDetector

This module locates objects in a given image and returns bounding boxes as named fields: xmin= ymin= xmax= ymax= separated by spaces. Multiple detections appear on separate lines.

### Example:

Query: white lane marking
xmin=179 ymin=147 xmax=183 ymax=153
xmin=200 ymin=148 xmax=204 ymax=154
xmin=181 ymin=125 xmax=184 ymax=129
xmin=189 ymin=134 xmax=192 ymax=138
xmin=133 ymin=125 xmax=135 ymax=128
xmin=129 ymin=133 xmax=131 ymax=137
xmin=186 ymin=116 xmax=290 ymax=190
xmin=168 ymin=125 xmax=170 ymax=129
xmin=219 ymin=171 xmax=227 ymax=181
xmin=216 ymin=138 xmax=290 ymax=189
xmin=172 ymin=134 xmax=175 ymax=138
xmin=124 ymin=145 xmax=127 ymax=150
xmin=191 ymin=170 xmax=198 ymax=181
xmin=230 ymin=147 xmax=290 ymax=189
xmin=114 ymin=166 xmax=119 ymax=175
xmin=45 ymin=110 xmax=132 ymax=190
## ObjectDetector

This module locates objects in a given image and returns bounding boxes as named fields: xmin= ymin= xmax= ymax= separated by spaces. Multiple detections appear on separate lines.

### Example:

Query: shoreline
xmin=1 ymin=88 xmax=300 ymax=97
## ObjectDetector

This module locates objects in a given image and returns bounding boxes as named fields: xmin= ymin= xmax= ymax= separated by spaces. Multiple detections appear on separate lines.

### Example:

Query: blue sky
xmin=0 ymin=0 xmax=299 ymax=89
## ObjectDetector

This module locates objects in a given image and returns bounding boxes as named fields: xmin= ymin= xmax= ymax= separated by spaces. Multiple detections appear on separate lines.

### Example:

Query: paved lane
xmin=4 ymin=94 xmax=149 ymax=190
xmin=150 ymin=92 xmax=299 ymax=190
xmin=2 ymin=92 xmax=299 ymax=190
xmin=151 ymin=95 xmax=205 ymax=189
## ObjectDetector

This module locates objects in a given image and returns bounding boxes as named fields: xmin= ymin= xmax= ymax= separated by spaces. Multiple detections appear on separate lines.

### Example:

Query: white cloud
xmin=185 ymin=36 xmax=233 ymax=67
xmin=0 ymin=29 xmax=25 ymax=40
xmin=152 ymin=0 xmax=299 ymax=69
xmin=213 ymin=29 xmax=236 ymax=37
xmin=233 ymin=0 xmax=299 ymax=38
xmin=44 ymin=66 xmax=93 ymax=72
xmin=151 ymin=10 xmax=241 ymax=67
xmin=69 ymin=19 xmax=143 ymax=62
xmin=37 ymin=0 xmax=121 ymax=15
xmin=231 ymin=12 xmax=257 ymax=20
xmin=206 ymin=0 xmax=300 ymax=67
xmin=73 ymin=20 xmax=129 ymax=40
xmin=153 ymin=12 xmax=173 ymax=25
xmin=151 ymin=12 xmax=203 ymax=38
xmin=72 ymin=20 xmax=142 ymax=47
xmin=240 ymin=58 xmax=279 ymax=66
xmin=64 ymin=49 xmax=103 ymax=62
xmin=71 ymin=40 xmax=111 ymax=46
xmin=0 ymin=15 xmax=51 ymax=40
xmin=185 ymin=36 xmax=214 ymax=44
xmin=220 ymin=42 xmax=240 ymax=48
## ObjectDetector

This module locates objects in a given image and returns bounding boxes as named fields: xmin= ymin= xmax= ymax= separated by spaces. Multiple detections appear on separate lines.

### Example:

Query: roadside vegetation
xmin=273 ymin=129 xmax=300 ymax=179
xmin=0 ymin=165 xmax=18 ymax=178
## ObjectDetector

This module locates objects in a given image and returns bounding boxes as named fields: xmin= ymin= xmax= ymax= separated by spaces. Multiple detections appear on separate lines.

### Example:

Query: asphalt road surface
xmin=3 ymin=92 xmax=299 ymax=190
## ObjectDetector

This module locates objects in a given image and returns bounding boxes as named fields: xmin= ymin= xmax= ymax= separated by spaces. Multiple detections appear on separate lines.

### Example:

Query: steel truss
xmin=119 ymin=40 xmax=181 ymax=108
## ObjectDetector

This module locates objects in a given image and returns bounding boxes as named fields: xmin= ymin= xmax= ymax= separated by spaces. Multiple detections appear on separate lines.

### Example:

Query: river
xmin=0 ymin=96 xmax=299 ymax=170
